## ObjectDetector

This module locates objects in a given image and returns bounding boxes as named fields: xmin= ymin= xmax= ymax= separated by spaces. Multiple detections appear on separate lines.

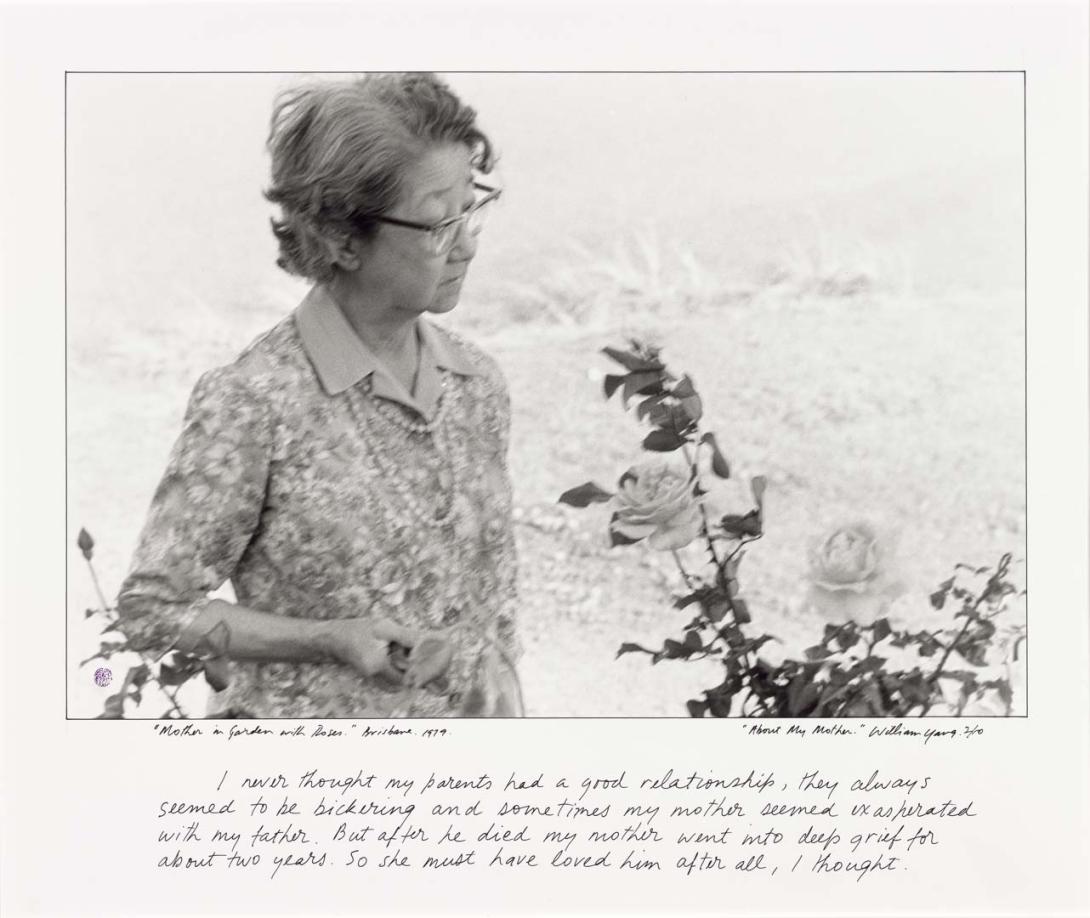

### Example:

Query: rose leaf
xmin=158 ymin=659 xmax=195 ymax=687
xmin=128 ymin=663 xmax=150 ymax=689
xmin=609 ymin=526 xmax=644 ymax=547
xmin=622 ymin=371 xmax=666 ymax=405
xmin=603 ymin=374 xmax=627 ymax=399
xmin=682 ymin=630 xmax=704 ymax=652
xmin=674 ymin=591 xmax=704 ymax=610
xmin=660 ymin=638 xmax=689 ymax=659
xmin=835 ymin=627 xmax=860 ymax=652
xmin=601 ymin=346 xmax=663 ymax=373
xmin=647 ymin=401 xmax=688 ymax=432
xmin=679 ymin=393 xmax=704 ymax=425
xmin=99 ymin=693 xmax=126 ymax=719
xmin=870 ymin=617 xmax=892 ymax=643
xmin=686 ymin=699 xmax=708 ymax=718
xmin=636 ymin=394 xmax=667 ymax=422
xmin=732 ymin=597 xmax=752 ymax=624
xmin=700 ymin=432 xmax=730 ymax=478
xmin=720 ymin=511 xmax=762 ymax=538
xmin=704 ymin=596 xmax=732 ymax=623
xmin=642 ymin=429 xmax=687 ymax=452
xmin=671 ymin=374 xmax=697 ymax=399
xmin=78 ymin=641 xmax=124 ymax=667
xmin=558 ymin=481 xmax=615 ymax=507
xmin=707 ymin=694 xmax=733 ymax=717
xmin=673 ymin=375 xmax=703 ymax=422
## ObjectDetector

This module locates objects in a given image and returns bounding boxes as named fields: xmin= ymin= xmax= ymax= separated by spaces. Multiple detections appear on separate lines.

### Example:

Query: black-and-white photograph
xmin=66 ymin=71 xmax=1026 ymax=719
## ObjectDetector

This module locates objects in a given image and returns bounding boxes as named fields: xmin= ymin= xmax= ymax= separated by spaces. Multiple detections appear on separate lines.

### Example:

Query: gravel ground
xmin=67 ymin=288 xmax=1025 ymax=718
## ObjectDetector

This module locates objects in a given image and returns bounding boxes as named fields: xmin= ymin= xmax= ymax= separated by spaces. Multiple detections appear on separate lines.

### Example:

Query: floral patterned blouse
xmin=117 ymin=284 xmax=520 ymax=718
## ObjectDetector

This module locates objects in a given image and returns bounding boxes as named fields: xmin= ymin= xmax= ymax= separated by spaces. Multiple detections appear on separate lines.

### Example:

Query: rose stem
xmin=680 ymin=443 xmax=776 ymax=717
xmin=918 ymin=589 xmax=988 ymax=717
xmin=83 ymin=549 xmax=190 ymax=719
xmin=680 ymin=443 xmax=726 ymax=578
xmin=671 ymin=551 xmax=697 ymax=590
xmin=160 ymin=686 xmax=188 ymax=719
xmin=84 ymin=557 xmax=112 ymax=614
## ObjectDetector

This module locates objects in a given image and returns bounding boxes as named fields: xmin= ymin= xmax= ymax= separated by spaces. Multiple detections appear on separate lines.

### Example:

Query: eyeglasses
xmin=353 ymin=181 xmax=502 ymax=257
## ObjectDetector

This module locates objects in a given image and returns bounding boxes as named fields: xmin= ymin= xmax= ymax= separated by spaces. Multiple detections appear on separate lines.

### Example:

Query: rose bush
xmin=559 ymin=342 xmax=1024 ymax=718
xmin=611 ymin=458 xmax=703 ymax=550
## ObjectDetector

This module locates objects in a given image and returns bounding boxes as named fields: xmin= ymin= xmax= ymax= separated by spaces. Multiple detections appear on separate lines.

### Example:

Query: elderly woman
xmin=117 ymin=73 xmax=521 ymax=718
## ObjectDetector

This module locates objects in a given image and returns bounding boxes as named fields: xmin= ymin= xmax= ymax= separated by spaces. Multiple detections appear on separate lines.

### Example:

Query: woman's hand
xmin=403 ymin=635 xmax=454 ymax=688
xmin=323 ymin=618 xmax=422 ymax=682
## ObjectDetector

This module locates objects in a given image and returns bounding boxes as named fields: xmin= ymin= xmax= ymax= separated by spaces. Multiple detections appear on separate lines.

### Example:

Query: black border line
xmin=1022 ymin=70 xmax=1028 ymax=717
xmin=65 ymin=69 xmax=1029 ymax=721
xmin=65 ymin=69 xmax=1026 ymax=74
xmin=65 ymin=69 xmax=70 ymax=720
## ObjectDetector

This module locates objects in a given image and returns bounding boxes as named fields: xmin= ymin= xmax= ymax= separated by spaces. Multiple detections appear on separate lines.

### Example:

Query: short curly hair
xmin=264 ymin=73 xmax=495 ymax=283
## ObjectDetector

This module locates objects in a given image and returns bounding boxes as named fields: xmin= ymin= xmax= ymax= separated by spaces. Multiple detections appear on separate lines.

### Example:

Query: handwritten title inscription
xmin=154 ymin=758 xmax=976 ymax=881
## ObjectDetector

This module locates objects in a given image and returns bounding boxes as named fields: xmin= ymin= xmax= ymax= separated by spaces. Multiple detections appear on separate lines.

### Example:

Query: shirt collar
xmin=294 ymin=284 xmax=482 ymax=397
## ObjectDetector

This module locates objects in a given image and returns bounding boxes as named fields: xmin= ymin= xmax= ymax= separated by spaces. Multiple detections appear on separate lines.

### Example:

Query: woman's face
xmin=353 ymin=142 xmax=479 ymax=317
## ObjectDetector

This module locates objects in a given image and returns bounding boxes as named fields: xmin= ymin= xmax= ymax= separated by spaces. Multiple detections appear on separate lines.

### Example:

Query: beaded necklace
xmin=369 ymin=375 xmax=451 ymax=435
xmin=350 ymin=373 xmax=476 ymax=536
xmin=343 ymin=373 xmax=503 ymax=713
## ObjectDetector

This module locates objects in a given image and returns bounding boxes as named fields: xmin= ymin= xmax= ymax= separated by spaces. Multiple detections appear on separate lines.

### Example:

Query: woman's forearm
xmin=175 ymin=598 xmax=338 ymax=664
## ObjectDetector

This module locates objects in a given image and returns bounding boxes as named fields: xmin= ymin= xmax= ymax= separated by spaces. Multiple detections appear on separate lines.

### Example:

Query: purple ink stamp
xmin=94 ymin=667 xmax=112 ymax=687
